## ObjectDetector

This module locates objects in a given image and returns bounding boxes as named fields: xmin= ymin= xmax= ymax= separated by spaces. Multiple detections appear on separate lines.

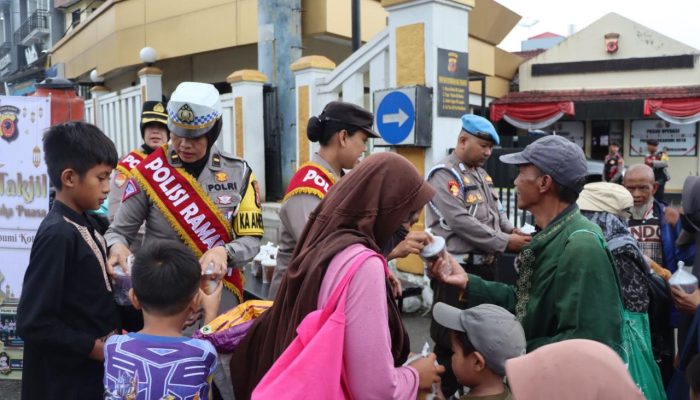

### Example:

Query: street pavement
xmin=0 ymin=312 xmax=433 ymax=399
xmin=404 ymin=311 xmax=435 ymax=354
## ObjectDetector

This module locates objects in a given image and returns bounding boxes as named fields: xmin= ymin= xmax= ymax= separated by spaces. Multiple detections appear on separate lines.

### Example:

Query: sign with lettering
xmin=542 ymin=121 xmax=585 ymax=148
xmin=0 ymin=96 xmax=51 ymax=380
xmin=437 ymin=48 xmax=469 ymax=118
xmin=630 ymin=119 xmax=697 ymax=156
xmin=23 ymin=45 xmax=39 ymax=66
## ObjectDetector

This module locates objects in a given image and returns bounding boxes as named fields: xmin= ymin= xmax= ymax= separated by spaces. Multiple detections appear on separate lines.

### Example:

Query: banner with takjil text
xmin=0 ymin=96 xmax=51 ymax=380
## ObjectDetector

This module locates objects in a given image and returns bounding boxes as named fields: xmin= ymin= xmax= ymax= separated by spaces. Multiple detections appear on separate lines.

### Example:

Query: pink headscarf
xmin=506 ymin=339 xmax=643 ymax=400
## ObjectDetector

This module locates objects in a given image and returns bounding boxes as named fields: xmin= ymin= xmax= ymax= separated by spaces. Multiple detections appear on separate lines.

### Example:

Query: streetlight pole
xmin=351 ymin=0 xmax=360 ymax=52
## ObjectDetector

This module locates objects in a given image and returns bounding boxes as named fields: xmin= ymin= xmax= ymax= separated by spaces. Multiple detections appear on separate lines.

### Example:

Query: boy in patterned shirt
xmin=103 ymin=240 xmax=221 ymax=399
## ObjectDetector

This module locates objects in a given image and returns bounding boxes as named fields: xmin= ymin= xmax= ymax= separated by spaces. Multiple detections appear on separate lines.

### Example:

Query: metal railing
xmin=13 ymin=9 xmax=49 ymax=44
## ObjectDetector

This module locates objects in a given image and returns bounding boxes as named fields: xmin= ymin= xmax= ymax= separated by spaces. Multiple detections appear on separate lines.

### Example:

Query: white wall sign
xmin=630 ymin=119 xmax=697 ymax=156
xmin=0 ymin=96 xmax=51 ymax=380
xmin=543 ymin=121 xmax=585 ymax=148
xmin=0 ymin=96 xmax=51 ymax=300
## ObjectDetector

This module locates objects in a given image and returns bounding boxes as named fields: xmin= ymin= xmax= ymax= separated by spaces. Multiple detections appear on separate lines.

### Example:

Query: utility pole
xmin=352 ymin=0 xmax=360 ymax=51
xmin=258 ymin=0 xmax=302 ymax=191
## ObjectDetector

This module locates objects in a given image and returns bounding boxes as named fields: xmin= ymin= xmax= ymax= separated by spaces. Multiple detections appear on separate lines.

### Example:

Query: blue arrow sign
xmin=376 ymin=91 xmax=415 ymax=145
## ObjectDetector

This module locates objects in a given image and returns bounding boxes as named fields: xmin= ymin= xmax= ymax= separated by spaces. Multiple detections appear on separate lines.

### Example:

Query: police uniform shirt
xmin=427 ymin=153 xmax=513 ymax=256
xmin=269 ymin=153 xmax=341 ymax=297
xmin=104 ymin=145 xmax=262 ymax=267
xmin=107 ymin=152 xmax=148 ymax=254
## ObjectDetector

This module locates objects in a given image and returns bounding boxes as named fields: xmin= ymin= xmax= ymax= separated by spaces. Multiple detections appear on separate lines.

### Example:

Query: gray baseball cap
xmin=432 ymin=303 xmax=525 ymax=376
xmin=499 ymin=135 xmax=588 ymax=193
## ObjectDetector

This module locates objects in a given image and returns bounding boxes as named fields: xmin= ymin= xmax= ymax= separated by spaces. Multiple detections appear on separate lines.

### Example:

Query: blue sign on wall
xmin=375 ymin=91 xmax=416 ymax=145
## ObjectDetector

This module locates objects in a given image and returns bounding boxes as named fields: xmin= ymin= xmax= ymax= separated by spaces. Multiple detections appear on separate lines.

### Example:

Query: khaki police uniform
xmin=427 ymin=153 xmax=513 ymax=261
xmin=107 ymin=168 xmax=128 ymax=220
xmin=427 ymin=152 xmax=514 ymax=395
xmin=108 ymin=101 xmax=169 ymax=252
xmin=105 ymin=145 xmax=262 ymax=309
xmin=107 ymin=152 xmax=148 ymax=253
xmin=269 ymin=153 xmax=341 ymax=297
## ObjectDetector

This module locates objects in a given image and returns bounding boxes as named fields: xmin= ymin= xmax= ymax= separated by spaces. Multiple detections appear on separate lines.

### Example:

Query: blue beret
xmin=461 ymin=114 xmax=500 ymax=145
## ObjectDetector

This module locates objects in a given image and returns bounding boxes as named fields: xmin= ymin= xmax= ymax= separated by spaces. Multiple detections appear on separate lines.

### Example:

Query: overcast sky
xmin=495 ymin=0 xmax=700 ymax=52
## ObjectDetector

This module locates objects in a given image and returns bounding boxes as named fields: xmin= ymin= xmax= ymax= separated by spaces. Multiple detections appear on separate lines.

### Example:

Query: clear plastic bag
xmin=112 ymin=255 xmax=134 ymax=306
xmin=669 ymin=261 xmax=698 ymax=294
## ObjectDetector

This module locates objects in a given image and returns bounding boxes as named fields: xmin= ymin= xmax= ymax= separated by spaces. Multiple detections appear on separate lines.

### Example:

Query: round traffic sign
xmin=376 ymin=91 xmax=415 ymax=145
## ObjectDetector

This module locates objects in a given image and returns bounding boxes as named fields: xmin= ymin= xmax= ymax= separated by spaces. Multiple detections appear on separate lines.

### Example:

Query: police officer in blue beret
xmin=426 ymin=114 xmax=531 ymax=395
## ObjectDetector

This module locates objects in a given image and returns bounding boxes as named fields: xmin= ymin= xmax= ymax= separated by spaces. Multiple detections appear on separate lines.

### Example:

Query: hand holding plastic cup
xmin=113 ymin=255 xmax=134 ymax=306
xmin=419 ymin=234 xmax=445 ymax=263
xmin=420 ymin=233 xmax=451 ymax=275
xmin=201 ymin=262 xmax=220 ymax=295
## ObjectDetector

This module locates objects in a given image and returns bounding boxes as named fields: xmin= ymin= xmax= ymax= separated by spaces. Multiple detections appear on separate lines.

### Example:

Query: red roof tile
xmin=492 ymin=86 xmax=700 ymax=104
xmin=528 ymin=32 xmax=565 ymax=40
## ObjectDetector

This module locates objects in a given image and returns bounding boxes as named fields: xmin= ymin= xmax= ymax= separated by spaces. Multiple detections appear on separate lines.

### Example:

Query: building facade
xmin=492 ymin=13 xmax=700 ymax=192
xmin=0 ymin=0 xmax=66 ymax=95
xmin=48 ymin=0 xmax=522 ymax=103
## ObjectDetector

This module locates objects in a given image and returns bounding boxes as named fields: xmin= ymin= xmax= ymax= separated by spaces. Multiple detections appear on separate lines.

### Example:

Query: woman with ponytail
xmin=269 ymin=101 xmax=379 ymax=297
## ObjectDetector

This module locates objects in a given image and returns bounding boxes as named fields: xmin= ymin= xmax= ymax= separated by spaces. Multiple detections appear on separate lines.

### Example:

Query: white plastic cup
xmin=262 ymin=260 xmax=275 ymax=284
xmin=200 ymin=262 xmax=219 ymax=295
xmin=420 ymin=234 xmax=446 ymax=263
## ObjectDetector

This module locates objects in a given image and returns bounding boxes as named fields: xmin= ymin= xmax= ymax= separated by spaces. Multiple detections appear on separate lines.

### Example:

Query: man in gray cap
xmin=430 ymin=135 xmax=623 ymax=355
xmin=426 ymin=114 xmax=530 ymax=394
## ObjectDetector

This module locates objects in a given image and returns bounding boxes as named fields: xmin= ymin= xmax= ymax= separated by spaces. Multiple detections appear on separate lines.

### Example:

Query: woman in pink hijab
xmin=506 ymin=339 xmax=644 ymax=400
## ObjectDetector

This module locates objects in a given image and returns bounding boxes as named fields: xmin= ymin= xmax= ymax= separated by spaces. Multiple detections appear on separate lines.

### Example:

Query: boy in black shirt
xmin=17 ymin=122 xmax=120 ymax=399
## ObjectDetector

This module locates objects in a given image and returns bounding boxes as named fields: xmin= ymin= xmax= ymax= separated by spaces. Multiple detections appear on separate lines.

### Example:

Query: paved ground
xmin=0 ymin=312 xmax=432 ymax=399
xmin=0 ymin=380 xmax=19 ymax=399
xmin=404 ymin=311 xmax=435 ymax=354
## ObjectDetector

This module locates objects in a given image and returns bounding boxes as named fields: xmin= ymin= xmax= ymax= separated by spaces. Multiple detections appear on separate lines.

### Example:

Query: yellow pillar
xmin=291 ymin=55 xmax=336 ymax=168
xmin=394 ymin=22 xmax=427 ymax=275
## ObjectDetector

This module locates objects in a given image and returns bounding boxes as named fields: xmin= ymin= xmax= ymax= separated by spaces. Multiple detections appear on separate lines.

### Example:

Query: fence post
xmin=291 ymin=55 xmax=336 ymax=170
xmin=227 ymin=69 xmax=268 ymax=201
xmin=138 ymin=66 xmax=162 ymax=103
xmin=89 ymin=84 xmax=109 ymax=130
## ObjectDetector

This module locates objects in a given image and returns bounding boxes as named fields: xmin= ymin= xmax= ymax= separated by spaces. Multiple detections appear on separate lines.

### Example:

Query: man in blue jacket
xmin=625 ymin=163 xmax=696 ymax=384
xmin=624 ymin=164 xmax=694 ymax=272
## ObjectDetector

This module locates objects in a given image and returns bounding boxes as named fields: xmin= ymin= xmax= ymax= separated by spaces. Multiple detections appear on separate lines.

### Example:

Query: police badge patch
xmin=215 ymin=172 xmax=227 ymax=182
xmin=122 ymin=179 xmax=141 ymax=202
xmin=114 ymin=173 xmax=127 ymax=188
xmin=217 ymin=195 xmax=233 ymax=205
xmin=448 ymin=180 xmax=460 ymax=197
xmin=0 ymin=105 xmax=19 ymax=143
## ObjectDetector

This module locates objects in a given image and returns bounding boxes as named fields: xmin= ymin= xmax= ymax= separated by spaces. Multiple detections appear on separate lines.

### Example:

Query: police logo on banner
xmin=122 ymin=179 xmax=141 ymax=202
xmin=0 ymin=105 xmax=19 ymax=143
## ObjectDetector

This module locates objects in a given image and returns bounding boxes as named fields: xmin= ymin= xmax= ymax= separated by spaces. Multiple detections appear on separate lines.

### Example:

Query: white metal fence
xmin=84 ymin=86 xmax=141 ymax=157
xmin=84 ymin=87 xmax=238 ymax=158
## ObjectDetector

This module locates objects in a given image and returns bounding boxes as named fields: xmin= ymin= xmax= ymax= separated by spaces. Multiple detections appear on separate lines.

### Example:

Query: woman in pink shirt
xmin=232 ymin=152 xmax=442 ymax=399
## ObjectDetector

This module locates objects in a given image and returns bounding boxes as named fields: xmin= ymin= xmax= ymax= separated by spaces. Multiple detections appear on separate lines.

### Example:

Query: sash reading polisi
xmin=131 ymin=146 xmax=245 ymax=301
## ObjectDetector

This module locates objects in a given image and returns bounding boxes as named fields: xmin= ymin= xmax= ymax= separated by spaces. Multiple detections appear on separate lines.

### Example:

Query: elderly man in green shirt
xmin=430 ymin=135 xmax=623 ymax=352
